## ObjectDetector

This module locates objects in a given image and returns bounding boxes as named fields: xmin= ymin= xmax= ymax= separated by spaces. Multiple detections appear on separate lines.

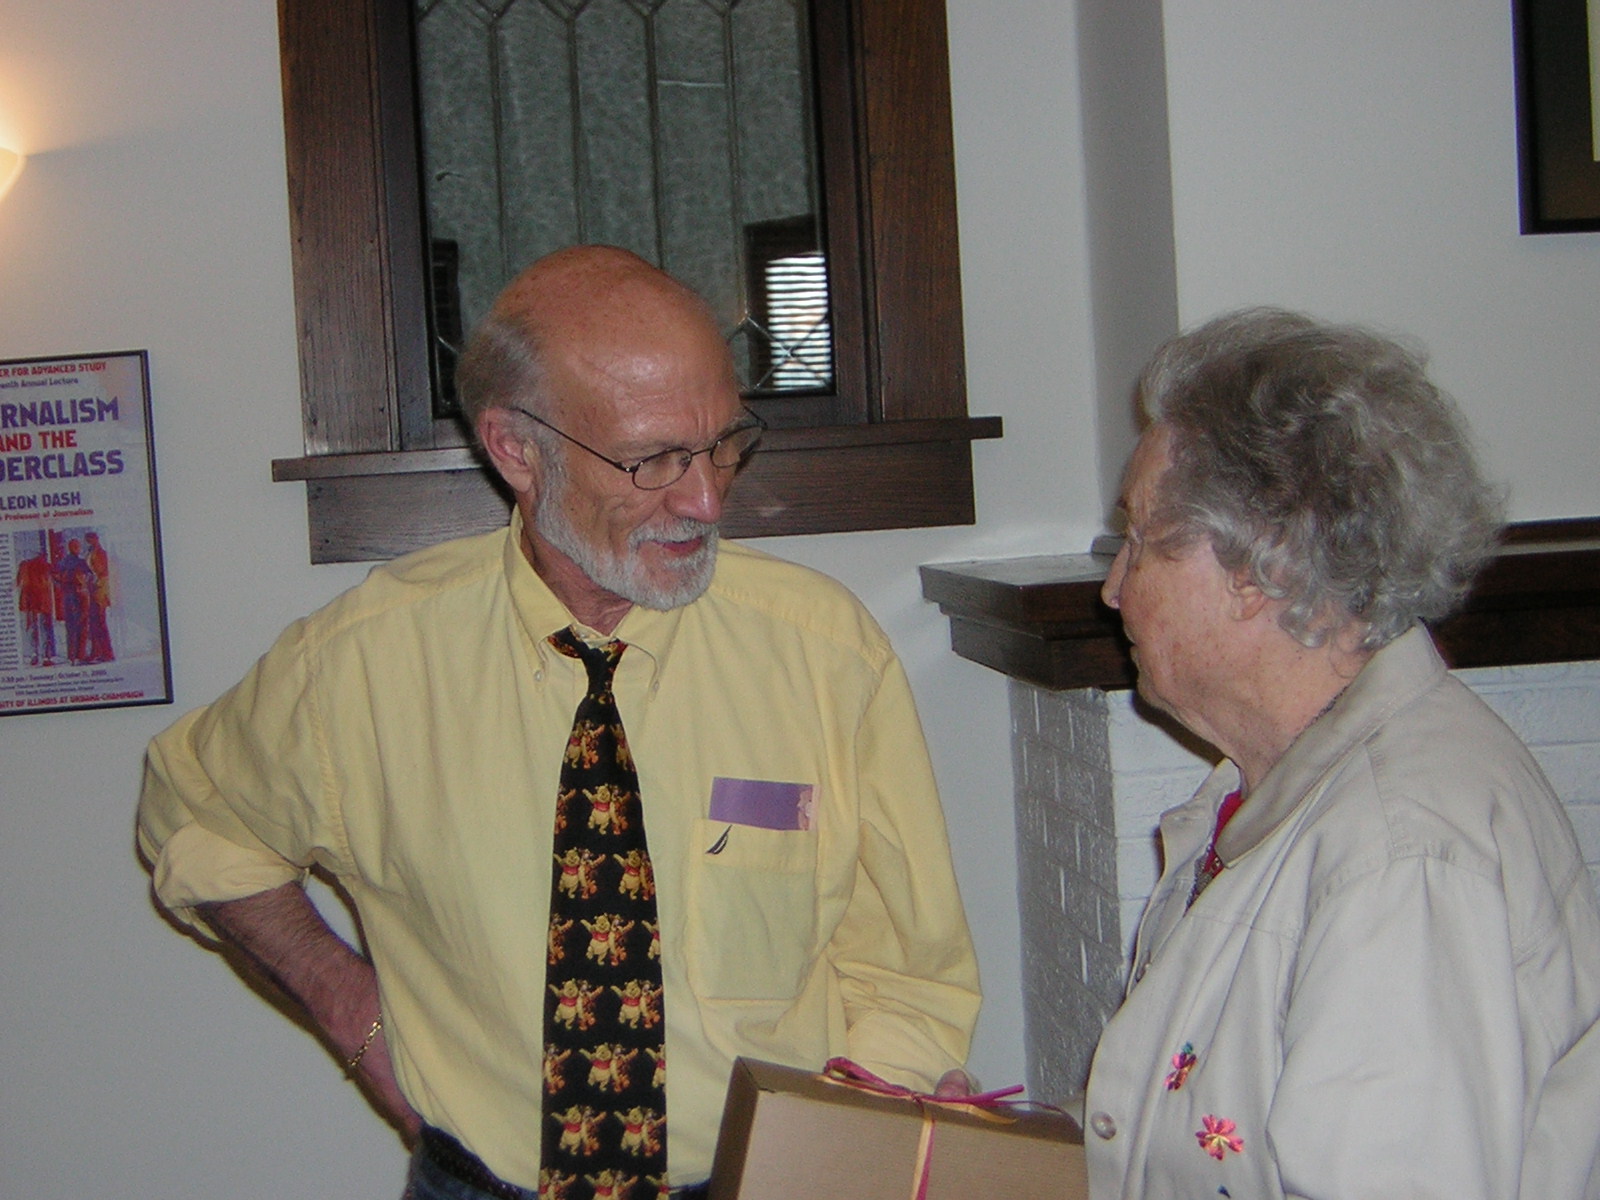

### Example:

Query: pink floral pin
xmin=1165 ymin=1043 xmax=1197 ymax=1091
xmin=1197 ymin=1114 xmax=1243 ymax=1160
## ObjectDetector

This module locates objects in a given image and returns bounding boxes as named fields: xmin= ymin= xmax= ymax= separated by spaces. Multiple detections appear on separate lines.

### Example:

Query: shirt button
xmin=1089 ymin=1111 xmax=1118 ymax=1141
xmin=534 ymin=670 xmax=544 ymax=682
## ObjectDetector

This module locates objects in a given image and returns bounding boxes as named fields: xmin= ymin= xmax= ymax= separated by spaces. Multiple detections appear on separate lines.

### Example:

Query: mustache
xmin=629 ymin=519 xmax=718 ymax=549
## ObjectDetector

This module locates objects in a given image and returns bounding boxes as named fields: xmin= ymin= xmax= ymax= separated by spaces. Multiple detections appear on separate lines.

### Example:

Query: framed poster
xmin=0 ymin=350 xmax=172 ymax=716
xmin=1514 ymin=0 xmax=1600 ymax=232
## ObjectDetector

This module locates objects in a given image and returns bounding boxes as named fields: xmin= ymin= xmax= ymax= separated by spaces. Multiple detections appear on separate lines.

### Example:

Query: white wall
xmin=1162 ymin=0 xmax=1600 ymax=517
xmin=3 ymin=0 xmax=1598 ymax=1195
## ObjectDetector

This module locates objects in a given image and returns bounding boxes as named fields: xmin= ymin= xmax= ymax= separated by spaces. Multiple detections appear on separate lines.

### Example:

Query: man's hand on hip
xmin=199 ymin=882 xmax=423 ymax=1140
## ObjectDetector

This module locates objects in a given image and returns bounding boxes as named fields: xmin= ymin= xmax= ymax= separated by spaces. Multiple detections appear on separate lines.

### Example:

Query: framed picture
xmin=1514 ymin=0 xmax=1600 ymax=232
xmin=0 ymin=350 xmax=173 ymax=716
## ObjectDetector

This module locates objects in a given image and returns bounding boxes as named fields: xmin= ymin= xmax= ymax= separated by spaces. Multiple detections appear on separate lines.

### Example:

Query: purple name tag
xmin=709 ymin=777 xmax=816 ymax=831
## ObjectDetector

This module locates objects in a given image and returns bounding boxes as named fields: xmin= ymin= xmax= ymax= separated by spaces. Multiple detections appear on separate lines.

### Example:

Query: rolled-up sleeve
xmin=137 ymin=619 xmax=337 ymax=926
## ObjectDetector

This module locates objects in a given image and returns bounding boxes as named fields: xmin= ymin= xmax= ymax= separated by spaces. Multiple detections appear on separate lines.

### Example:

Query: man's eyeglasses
xmin=512 ymin=405 xmax=767 ymax=491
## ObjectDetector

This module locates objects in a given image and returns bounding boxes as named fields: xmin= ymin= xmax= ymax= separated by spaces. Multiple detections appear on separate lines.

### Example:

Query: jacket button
xmin=1090 ymin=1111 xmax=1118 ymax=1140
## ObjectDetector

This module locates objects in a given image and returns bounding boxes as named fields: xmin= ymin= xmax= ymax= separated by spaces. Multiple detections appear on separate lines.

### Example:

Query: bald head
xmin=495 ymin=245 xmax=715 ymax=341
xmin=457 ymin=246 xmax=730 ymax=432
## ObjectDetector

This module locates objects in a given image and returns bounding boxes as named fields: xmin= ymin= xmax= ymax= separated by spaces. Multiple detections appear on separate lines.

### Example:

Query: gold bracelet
xmin=343 ymin=1016 xmax=383 ymax=1076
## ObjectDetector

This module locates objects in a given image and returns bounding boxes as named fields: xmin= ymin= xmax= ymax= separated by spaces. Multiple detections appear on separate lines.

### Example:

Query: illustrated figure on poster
xmin=53 ymin=537 xmax=95 ymax=666
xmin=84 ymin=530 xmax=115 ymax=663
xmin=15 ymin=540 xmax=58 ymax=668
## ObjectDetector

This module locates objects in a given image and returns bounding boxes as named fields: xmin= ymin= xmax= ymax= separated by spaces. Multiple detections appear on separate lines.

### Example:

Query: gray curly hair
xmin=1137 ymin=308 xmax=1504 ymax=651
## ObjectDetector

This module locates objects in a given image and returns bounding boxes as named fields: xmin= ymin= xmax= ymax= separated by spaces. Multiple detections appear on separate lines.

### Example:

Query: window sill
xmin=273 ymin=416 xmax=1002 ymax=563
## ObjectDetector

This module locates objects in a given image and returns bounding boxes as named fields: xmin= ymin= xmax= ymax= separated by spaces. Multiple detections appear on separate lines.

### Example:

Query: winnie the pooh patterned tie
xmin=542 ymin=628 xmax=668 ymax=1200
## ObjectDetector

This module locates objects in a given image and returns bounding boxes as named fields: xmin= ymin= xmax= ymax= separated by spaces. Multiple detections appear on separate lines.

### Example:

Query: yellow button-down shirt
xmin=138 ymin=516 xmax=980 ymax=1187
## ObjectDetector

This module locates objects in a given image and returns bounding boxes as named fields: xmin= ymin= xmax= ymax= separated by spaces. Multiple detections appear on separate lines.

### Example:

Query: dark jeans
xmin=402 ymin=1146 xmax=536 ymax=1200
xmin=402 ymin=1127 xmax=708 ymax=1200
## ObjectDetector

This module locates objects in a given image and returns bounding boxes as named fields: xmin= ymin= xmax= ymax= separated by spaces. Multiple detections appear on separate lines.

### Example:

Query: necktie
xmin=542 ymin=629 xmax=668 ymax=1200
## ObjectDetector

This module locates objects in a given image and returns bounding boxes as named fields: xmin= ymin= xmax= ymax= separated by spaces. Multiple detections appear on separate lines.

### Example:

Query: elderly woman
xmin=1083 ymin=309 xmax=1600 ymax=1199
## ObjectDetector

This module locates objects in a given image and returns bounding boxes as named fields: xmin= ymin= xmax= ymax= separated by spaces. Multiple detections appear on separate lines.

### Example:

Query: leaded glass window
xmin=414 ymin=0 xmax=835 ymax=415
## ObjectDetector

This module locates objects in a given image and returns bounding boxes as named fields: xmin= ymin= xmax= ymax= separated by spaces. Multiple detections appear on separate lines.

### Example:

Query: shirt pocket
xmin=684 ymin=816 xmax=819 ymax=1001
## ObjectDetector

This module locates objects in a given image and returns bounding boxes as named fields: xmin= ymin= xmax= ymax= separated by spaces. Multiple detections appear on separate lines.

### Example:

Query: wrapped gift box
xmin=707 ymin=1058 xmax=1086 ymax=1200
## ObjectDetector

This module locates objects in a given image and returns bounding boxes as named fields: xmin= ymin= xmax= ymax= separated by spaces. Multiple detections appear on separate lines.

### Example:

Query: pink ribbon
xmin=820 ymin=1058 xmax=1028 ymax=1200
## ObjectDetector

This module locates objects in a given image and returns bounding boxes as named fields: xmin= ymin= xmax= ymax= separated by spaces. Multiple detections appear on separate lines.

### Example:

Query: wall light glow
xmin=0 ymin=146 xmax=25 ymax=201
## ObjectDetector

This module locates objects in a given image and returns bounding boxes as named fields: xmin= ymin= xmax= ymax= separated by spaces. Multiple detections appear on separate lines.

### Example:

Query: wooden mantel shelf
xmin=920 ymin=518 xmax=1600 ymax=691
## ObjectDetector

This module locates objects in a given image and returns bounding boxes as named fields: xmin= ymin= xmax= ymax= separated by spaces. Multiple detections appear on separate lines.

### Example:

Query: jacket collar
xmin=1213 ymin=625 xmax=1447 ymax=864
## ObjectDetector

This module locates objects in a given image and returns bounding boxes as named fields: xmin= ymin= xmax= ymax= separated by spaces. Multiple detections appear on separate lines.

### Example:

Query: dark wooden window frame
xmin=270 ymin=0 xmax=1001 ymax=563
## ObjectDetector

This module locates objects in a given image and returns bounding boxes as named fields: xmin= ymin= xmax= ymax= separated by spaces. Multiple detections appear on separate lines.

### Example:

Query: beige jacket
xmin=1086 ymin=627 xmax=1600 ymax=1199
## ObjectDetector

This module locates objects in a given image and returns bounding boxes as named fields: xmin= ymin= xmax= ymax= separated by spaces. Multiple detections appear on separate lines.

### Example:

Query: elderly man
xmin=1083 ymin=308 xmax=1600 ymax=1199
xmin=138 ymin=246 xmax=980 ymax=1200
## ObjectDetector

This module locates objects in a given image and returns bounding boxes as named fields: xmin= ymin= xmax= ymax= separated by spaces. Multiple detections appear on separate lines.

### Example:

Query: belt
xmin=417 ymin=1126 xmax=709 ymax=1200
xmin=417 ymin=1127 xmax=534 ymax=1200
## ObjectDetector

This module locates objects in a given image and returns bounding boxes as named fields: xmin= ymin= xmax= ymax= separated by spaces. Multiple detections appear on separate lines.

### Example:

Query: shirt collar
xmin=501 ymin=508 xmax=690 ymax=687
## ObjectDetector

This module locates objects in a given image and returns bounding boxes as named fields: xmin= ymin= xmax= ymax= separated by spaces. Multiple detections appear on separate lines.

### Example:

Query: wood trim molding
xmin=919 ymin=518 xmax=1600 ymax=691
xmin=284 ymin=418 xmax=1002 ymax=563
xmin=271 ymin=416 xmax=1003 ymax=481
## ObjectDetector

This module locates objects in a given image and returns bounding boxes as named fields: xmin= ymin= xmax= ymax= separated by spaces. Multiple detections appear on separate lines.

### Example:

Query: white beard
xmin=534 ymin=473 xmax=718 ymax=611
